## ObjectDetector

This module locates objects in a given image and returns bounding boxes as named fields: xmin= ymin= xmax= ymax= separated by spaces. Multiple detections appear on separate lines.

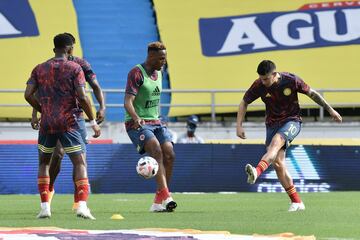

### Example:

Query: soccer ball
xmin=136 ymin=156 xmax=159 ymax=179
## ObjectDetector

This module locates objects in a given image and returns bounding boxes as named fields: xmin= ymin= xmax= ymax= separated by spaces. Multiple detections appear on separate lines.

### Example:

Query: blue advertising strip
xmin=199 ymin=7 xmax=360 ymax=56
xmin=0 ymin=0 xmax=39 ymax=38
xmin=0 ymin=144 xmax=359 ymax=193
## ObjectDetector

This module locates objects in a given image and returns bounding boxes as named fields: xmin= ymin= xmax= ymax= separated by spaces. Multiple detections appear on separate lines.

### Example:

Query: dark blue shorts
xmin=127 ymin=124 xmax=173 ymax=154
xmin=266 ymin=121 xmax=301 ymax=149
xmin=38 ymin=129 xmax=85 ymax=156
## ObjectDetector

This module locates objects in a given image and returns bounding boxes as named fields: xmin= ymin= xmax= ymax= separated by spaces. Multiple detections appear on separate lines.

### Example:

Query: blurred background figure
xmin=177 ymin=115 xmax=204 ymax=144
xmin=159 ymin=115 xmax=178 ymax=143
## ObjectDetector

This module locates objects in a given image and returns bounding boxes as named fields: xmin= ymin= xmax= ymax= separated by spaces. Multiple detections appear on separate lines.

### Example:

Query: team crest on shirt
xmin=283 ymin=88 xmax=291 ymax=96
xmin=139 ymin=134 xmax=145 ymax=141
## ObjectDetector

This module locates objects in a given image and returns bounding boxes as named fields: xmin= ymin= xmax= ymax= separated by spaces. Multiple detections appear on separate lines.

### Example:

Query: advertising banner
xmin=0 ymin=144 xmax=358 ymax=193
xmin=154 ymin=0 xmax=360 ymax=116
xmin=0 ymin=0 xmax=84 ymax=119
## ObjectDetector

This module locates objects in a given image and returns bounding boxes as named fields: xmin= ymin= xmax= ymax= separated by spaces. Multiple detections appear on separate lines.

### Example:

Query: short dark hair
xmin=148 ymin=41 xmax=166 ymax=53
xmin=257 ymin=60 xmax=276 ymax=75
xmin=63 ymin=32 xmax=76 ymax=44
xmin=53 ymin=33 xmax=73 ymax=49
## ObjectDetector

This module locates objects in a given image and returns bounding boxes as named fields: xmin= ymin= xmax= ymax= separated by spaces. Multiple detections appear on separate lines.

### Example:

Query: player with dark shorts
xmin=25 ymin=33 xmax=101 ymax=219
xmin=31 ymin=33 xmax=105 ymax=211
xmin=237 ymin=60 xmax=342 ymax=211
xmin=124 ymin=42 xmax=177 ymax=212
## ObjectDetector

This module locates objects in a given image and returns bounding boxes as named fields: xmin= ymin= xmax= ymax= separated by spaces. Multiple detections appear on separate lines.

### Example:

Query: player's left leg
xmin=161 ymin=142 xmax=175 ymax=184
xmin=156 ymin=125 xmax=176 ymax=211
xmin=48 ymin=140 xmax=64 ymax=205
xmin=127 ymin=125 xmax=176 ymax=212
xmin=156 ymin=126 xmax=176 ymax=185
xmin=72 ymin=116 xmax=88 ymax=211
xmin=60 ymin=130 xmax=95 ymax=220
xmin=273 ymin=150 xmax=305 ymax=211
xmin=144 ymin=137 xmax=176 ymax=212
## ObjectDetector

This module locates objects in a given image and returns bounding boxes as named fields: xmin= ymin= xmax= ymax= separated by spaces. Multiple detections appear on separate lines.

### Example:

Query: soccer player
xmin=237 ymin=60 xmax=342 ymax=211
xmin=31 ymin=32 xmax=105 ymax=211
xmin=124 ymin=41 xmax=177 ymax=212
xmin=24 ymin=33 xmax=101 ymax=219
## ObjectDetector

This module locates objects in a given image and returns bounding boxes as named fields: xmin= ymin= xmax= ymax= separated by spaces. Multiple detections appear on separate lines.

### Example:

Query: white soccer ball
xmin=136 ymin=156 xmax=159 ymax=179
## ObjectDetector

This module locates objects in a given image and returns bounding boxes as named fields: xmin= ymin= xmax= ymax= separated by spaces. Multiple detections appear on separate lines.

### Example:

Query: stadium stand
xmin=73 ymin=0 xmax=165 ymax=121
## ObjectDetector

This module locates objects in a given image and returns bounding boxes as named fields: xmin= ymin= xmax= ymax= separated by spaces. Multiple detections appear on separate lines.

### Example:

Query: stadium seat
xmin=73 ymin=0 xmax=162 ymax=121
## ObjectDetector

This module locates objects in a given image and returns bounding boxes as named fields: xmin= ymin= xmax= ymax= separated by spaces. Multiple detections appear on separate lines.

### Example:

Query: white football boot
xmin=288 ymin=202 xmax=305 ymax=212
xmin=245 ymin=164 xmax=258 ymax=184
xmin=163 ymin=197 xmax=177 ymax=212
xmin=37 ymin=202 xmax=51 ymax=219
xmin=149 ymin=203 xmax=167 ymax=212
xmin=76 ymin=201 xmax=96 ymax=220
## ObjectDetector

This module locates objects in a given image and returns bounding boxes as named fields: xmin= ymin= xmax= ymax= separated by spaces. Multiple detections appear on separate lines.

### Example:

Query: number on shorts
xmin=288 ymin=123 xmax=297 ymax=135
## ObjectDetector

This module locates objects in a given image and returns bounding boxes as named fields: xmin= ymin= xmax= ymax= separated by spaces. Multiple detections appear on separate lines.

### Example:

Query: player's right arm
xmin=124 ymin=67 xmax=145 ymax=129
xmin=236 ymin=100 xmax=248 ymax=139
xmin=24 ymin=84 xmax=41 ymax=112
xmin=31 ymin=108 xmax=40 ymax=130
xmin=31 ymin=91 xmax=40 ymax=130
xmin=24 ymin=66 xmax=41 ymax=113
xmin=237 ymin=81 xmax=261 ymax=139
xmin=124 ymin=94 xmax=145 ymax=129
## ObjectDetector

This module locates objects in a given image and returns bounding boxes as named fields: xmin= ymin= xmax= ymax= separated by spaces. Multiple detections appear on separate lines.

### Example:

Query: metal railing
xmin=1 ymin=88 xmax=360 ymax=121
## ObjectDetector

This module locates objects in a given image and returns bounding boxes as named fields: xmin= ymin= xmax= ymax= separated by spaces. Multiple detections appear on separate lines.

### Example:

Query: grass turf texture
xmin=0 ymin=192 xmax=358 ymax=239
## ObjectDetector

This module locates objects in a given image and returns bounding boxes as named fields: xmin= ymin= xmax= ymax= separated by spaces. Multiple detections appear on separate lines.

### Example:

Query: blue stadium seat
xmin=73 ymin=0 xmax=168 ymax=122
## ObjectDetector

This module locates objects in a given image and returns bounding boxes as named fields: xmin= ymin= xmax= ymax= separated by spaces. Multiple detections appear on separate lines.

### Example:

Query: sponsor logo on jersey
xmin=199 ymin=2 xmax=360 ymax=56
xmin=151 ymin=86 xmax=161 ymax=96
xmin=145 ymin=99 xmax=160 ymax=108
xmin=0 ymin=0 xmax=39 ymax=39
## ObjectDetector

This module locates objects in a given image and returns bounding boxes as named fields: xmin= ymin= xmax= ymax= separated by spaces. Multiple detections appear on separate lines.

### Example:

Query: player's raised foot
xmin=37 ymin=208 xmax=51 ymax=219
xmin=72 ymin=202 xmax=79 ymax=211
xmin=48 ymin=189 xmax=55 ymax=206
xmin=163 ymin=197 xmax=177 ymax=212
xmin=149 ymin=203 xmax=167 ymax=212
xmin=245 ymin=164 xmax=258 ymax=184
xmin=288 ymin=202 xmax=305 ymax=212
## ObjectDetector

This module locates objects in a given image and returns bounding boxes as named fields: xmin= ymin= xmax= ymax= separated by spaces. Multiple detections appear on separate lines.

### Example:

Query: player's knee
xmin=149 ymin=145 xmax=163 ymax=160
xmin=53 ymin=148 xmax=65 ymax=160
xmin=164 ymin=150 xmax=175 ymax=163
xmin=70 ymin=153 xmax=87 ymax=168
xmin=273 ymin=160 xmax=284 ymax=171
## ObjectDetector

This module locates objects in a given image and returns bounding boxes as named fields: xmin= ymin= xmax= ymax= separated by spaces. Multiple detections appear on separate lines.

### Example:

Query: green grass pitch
xmin=0 ymin=192 xmax=359 ymax=239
